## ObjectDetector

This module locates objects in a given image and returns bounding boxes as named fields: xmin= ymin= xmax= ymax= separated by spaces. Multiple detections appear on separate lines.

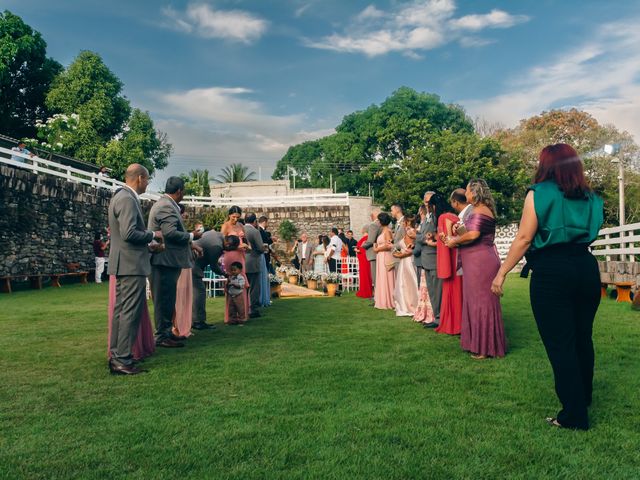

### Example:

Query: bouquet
xmin=286 ymin=267 xmax=300 ymax=277
xmin=276 ymin=265 xmax=289 ymax=273
xmin=303 ymin=271 xmax=321 ymax=281
xmin=268 ymin=274 xmax=283 ymax=285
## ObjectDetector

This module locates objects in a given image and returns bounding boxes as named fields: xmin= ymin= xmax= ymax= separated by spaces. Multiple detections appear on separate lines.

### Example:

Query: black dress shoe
xmin=156 ymin=338 xmax=185 ymax=348
xmin=109 ymin=362 xmax=145 ymax=375
xmin=192 ymin=323 xmax=216 ymax=330
xmin=423 ymin=322 xmax=438 ymax=328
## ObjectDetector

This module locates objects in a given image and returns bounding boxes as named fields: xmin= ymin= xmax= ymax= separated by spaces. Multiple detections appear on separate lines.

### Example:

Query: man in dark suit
xmin=416 ymin=191 xmax=442 ymax=328
xmin=148 ymin=176 xmax=202 ymax=347
xmin=258 ymin=216 xmax=275 ymax=274
xmin=244 ymin=213 xmax=266 ymax=318
xmin=107 ymin=164 xmax=162 ymax=375
xmin=191 ymin=232 xmax=238 ymax=330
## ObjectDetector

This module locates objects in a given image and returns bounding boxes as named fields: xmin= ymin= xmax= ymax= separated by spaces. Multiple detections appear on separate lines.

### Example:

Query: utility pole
xmin=329 ymin=173 xmax=332 ymax=192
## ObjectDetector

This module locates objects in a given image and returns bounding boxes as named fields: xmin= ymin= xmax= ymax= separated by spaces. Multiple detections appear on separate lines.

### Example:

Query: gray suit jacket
xmin=148 ymin=195 xmax=192 ymax=269
xmin=362 ymin=221 xmax=381 ymax=261
xmin=244 ymin=224 xmax=265 ymax=274
xmin=393 ymin=216 xmax=406 ymax=249
xmin=107 ymin=187 xmax=153 ymax=276
xmin=192 ymin=231 xmax=225 ymax=278
xmin=296 ymin=242 xmax=314 ymax=269
xmin=416 ymin=215 xmax=437 ymax=270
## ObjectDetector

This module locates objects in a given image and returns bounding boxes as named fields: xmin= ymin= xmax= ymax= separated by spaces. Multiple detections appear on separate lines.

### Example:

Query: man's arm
xmin=362 ymin=224 xmax=377 ymax=250
xmin=157 ymin=206 xmax=191 ymax=245
xmin=248 ymin=228 xmax=265 ymax=253
xmin=116 ymin=196 xmax=154 ymax=245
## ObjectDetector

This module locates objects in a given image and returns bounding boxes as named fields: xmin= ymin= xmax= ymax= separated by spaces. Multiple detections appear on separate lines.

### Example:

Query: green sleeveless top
xmin=529 ymin=180 xmax=603 ymax=251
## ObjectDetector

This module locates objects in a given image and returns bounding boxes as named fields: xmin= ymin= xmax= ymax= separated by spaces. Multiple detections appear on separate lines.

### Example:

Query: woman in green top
xmin=491 ymin=143 xmax=603 ymax=430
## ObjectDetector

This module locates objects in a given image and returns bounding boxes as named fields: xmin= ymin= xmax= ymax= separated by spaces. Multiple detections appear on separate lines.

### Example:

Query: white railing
xmin=591 ymin=222 xmax=640 ymax=262
xmin=1 ymin=147 xmax=350 ymax=207
xmin=0 ymin=146 xmax=161 ymax=201
xmin=183 ymin=192 xmax=350 ymax=207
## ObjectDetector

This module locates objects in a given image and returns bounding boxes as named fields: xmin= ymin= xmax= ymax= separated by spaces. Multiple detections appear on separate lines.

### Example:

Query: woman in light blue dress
xmin=313 ymin=235 xmax=328 ymax=275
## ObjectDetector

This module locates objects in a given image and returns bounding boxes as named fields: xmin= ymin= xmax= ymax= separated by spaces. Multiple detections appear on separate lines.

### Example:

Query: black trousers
xmin=328 ymin=258 xmax=337 ymax=273
xmin=529 ymin=244 xmax=601 ymax=430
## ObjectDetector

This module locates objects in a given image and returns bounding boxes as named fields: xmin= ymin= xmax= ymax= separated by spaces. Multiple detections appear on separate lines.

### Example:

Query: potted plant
xmin=304 ymin=271 xmax=320 ymax=290
xmin=276 ymin=264 xmax=288 ymax=281
xmin=269 ymin=274 xmax=283 ymax=297
xmin=325 ymin=272 xmax=342 ymax=297
xmin=287 ymin=267 xmax=300 ymax=285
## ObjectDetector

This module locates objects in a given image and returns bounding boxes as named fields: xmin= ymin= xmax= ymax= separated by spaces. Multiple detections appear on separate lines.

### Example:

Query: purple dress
xmin=459 ymin=213 xmax=506 ymax=357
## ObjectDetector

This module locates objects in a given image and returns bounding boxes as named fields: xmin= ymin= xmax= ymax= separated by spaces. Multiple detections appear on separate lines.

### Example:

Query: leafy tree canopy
xmin=0 ymin=10 xmax=62 ymax=139
xmin=179 ymin=169 xmax=211 ymax=197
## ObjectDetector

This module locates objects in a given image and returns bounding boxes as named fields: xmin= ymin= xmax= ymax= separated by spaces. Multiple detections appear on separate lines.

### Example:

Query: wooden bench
xmin=0 ymin=272 xmax=89 ymax=293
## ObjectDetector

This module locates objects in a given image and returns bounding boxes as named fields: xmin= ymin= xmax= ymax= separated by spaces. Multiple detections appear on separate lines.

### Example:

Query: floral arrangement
xmin=325 ymin=272 xmax=342 ymax=284
xmin=276 ymin=265 xmax=289 ymax=273
xmin=286 ymin=267 xmax=300 ymax=277
xmin=303 ymin=271 xmax=321 ymax=281
xmin=269 ymin=274 xmax=283 ymax=285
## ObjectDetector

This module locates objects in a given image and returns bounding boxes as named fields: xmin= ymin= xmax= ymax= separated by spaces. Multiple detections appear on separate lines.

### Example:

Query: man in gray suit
xmin=108 ymin=164 xmax=162 ymax=375
xmin=361 ymin=208 xmax=381 ymax=301
xmin=148 ymin=176 xmax=202 ymax=347
xmin=391 ymin=203 xmax=405 ymax=248
xmin=416 ymin=191 xmax=442 ymax=328
xmin=294 ymin=232 xmax=314 ymax=273
xmin=244 ymin=212 xmax=266 ymax=318
xmin=191 ymin=232 xmax=238 ymax=330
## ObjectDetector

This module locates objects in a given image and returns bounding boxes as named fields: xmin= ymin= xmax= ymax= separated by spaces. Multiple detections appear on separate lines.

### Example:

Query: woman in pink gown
xmin=431 ymin=195 xmax=463 ymax=335
xmin=374 ymin=212 xmax=395 ymax=310
xmin=393 ymin=217 xmax=419 ymax=316
xmin=221 ymin=206 xmax=250 ymax=324
xmin=107 ymin=275 xmax=155 ymax=361
xmin=171 ymin=268 xmax=193 ymax=337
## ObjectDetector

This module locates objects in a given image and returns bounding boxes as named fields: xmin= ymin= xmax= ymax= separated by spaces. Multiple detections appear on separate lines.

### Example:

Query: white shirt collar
xmin=459 ymin=204 xmax=472 ymax=219
xmin=124 ymin=184 xmax=140 ymax=200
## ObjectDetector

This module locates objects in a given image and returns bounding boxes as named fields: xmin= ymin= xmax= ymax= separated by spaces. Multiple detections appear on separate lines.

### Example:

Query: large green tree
xmin=493 ymin=109 xmax=640 ymax=225
xmin=45 ymin=50 xmax=131 ymax=161
xmin=180 ymin=169 xmax=211 ymax=196
xmin=0 ymin=11 xmax=62 ymax=139
xmin=272 ymin=87 xmax=475 ymax=197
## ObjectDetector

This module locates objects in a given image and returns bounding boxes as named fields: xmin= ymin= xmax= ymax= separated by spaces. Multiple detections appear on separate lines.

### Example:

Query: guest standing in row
xmin=355 ymin=227 xmax=373 ymax=299
xmin=107 ymin=164 xmax=162 ymax=375
xmin=221 ymin=207 xmax=250 ymax=324
xmin=327 ymin=228 xmax=343 ymax=273
xmin=432 ymin=194 xmax=463 ymax=335
xmin=362 ymin=209 xmax=381 ymax=303
xmin=148 ymin=177 xmax=202 ymax=348
xmin=417 ymin=191 xmax=441 ymax=328
xmin=244 ymin=213 xmax=267 ymax=319
xmin=446 ymin=179 xmax=506 ymax=359
xmin=374 ymin=212 xmax=395 ymax=310
xmin=393 ymin=216 xmax=419 ymax=316
xmin=492 ymin=144 xmax=603 ymax=430
xmin=93 ymin=232 xmax=109 ymax=283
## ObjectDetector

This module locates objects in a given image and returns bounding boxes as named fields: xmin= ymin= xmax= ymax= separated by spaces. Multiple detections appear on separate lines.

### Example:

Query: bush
xmin=278 ymin=220 xmax=298 ymax=242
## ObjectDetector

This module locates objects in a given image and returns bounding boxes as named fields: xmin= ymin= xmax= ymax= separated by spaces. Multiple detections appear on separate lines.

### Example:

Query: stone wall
xmin=0 ymin=165 xmax=353 ymax=276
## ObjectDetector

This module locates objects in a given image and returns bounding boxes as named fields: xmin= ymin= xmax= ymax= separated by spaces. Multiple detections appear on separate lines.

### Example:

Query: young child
xmin=226 ymin=262 xmax=246 ymax=325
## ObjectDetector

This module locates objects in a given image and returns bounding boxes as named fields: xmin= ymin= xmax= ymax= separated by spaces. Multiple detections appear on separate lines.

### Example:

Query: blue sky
xmin=7 ymin=0 xmax=640 ymax=188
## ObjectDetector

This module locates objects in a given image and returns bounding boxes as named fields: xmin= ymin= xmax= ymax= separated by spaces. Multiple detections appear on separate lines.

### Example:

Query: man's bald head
xmin=370 ymin=207 xmax=381 ymax=221
xmin=124 ymin=164 xmax=150 ymax=194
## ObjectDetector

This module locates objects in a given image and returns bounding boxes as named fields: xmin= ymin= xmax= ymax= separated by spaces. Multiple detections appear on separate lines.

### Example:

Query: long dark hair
xmin=428 ymin=193 xmax=452 ymax=224
xmin=535 ymin=144 xmax=592 ymax=199
xmin=228 ymin=205 xmax=242 ymax=216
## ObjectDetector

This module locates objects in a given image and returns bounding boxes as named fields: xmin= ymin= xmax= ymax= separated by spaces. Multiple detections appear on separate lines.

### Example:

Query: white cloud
xmin=306 ymin=0 xmax=528 ymax=57
xmin=463 ymin=19 xmax=640 ymax=142
xmin=449 ymin=9 xmax=529 ymax=31
xmin=161 ymin=3 xmax=268 ymax=43
xmin=147 ymin=87 xmax=335 ymax=188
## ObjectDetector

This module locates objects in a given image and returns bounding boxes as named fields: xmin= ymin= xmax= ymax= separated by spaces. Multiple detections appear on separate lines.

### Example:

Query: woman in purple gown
xmin=446 ymin=179 xmax=506 ymax=359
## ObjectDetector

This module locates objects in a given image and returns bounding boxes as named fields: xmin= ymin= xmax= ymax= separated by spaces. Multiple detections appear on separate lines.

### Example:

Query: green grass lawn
xmin=1 ymin=276 xmax=639 ymax=480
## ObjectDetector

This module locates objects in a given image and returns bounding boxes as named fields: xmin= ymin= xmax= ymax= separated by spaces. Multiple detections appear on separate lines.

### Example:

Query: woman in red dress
xmin=431 ymin=194 xmax=463 ymax=335
xmin=355 ymin=227 xmax=372 ymax=298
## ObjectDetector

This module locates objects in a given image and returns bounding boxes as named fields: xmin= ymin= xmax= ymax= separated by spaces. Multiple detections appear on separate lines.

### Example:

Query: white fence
xmin=591 ymin=222 xmax=640 ymax=262
xmin=0 ymin=146 xmax=349 ymax=208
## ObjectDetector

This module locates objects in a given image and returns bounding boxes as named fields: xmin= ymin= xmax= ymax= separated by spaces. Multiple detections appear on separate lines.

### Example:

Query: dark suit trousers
xmin=110 ymin=275 xmax=147 ymax=367
xmin=529 ymin=246 xmax=600 ymax=430
xmin=151 ymin=265 xmax=182 ymax=342
xmin=247 ymin=272 xmax=261 ymax=314
xmin=192 ymin=273 xmax=207 ymax=326
xmin=425 ymin=268 xmax=442 ymax=323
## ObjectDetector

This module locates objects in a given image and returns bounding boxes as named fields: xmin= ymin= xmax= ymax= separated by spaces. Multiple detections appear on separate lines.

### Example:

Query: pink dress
xmin=413 ymin=270 xmax=435 ymax=324
xmin=222 ymin=224 xmax=250 ymax=323
xmin=107 ymin=275 xmax=155 ymax=361
xmin=394 ymin=239 xmax=419 ymax=316
xmin=172 ymin=268 xmax=193 ymax=337
xmin=374 ymin=231 xmax=395 ymax=310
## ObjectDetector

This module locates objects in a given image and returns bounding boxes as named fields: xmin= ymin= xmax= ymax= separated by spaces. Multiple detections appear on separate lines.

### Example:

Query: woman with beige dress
xmin=374 ymin=212 xmax=395 ymax=310
xmin=221 ymin=206 xmax=250 ymax=323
